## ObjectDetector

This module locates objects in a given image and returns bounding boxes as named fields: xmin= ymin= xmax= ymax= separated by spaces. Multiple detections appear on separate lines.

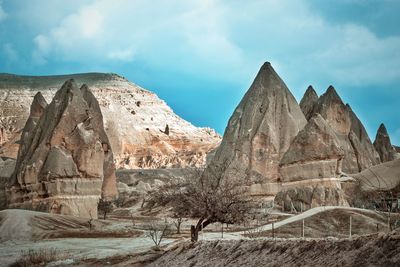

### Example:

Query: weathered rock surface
xmin=309 ymin=86 xmax=380 ymax=173
xmin=299 ymin=85 xmax=318 ymax=120
xmin=0 ymin=73 xmax=221 ymax=168
xmin=7 ymin=80 xmax=117 ymax=218
xmin=206 ymin=62 xmax=307 ymax=183
xmin=275 ymin=185 xmax=348 ymax=212
xmin=352 ymin=158 xmax=400 ymax=191
xmin=115 ymin=168 xmax=199 ymax=207
xmin=0 ymin=157 xmax=16 ymax=210
xmin=280 ymin=114 xmax=344 ymax=182
xmin=373 ymin=123 xmax=399 ymax=162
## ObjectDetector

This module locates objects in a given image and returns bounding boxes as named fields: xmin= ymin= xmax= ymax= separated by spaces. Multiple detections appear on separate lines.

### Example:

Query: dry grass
xmin=10 ymin=248 xmax=70 ymax=267
xmin=249 ymin=209 xmax=400 ymax=239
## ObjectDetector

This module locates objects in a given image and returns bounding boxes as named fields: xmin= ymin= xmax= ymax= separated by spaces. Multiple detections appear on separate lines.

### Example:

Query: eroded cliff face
xmin=206 ymin=62 xmax=307 ymax=184
xmin=7 ymin=80 xmax=117 ymax=218
xmin=0 ymin=73 xmax=221 ymax=169
xmin=303 ymin=86 xmax=380 ymax=173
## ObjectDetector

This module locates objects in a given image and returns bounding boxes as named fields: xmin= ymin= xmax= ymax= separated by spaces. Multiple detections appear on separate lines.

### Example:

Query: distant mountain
xmin=0 ymin=73 xmax=221 ymax=169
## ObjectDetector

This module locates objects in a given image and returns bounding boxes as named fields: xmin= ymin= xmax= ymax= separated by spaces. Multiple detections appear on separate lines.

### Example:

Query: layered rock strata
xmin=277 ymin=114 xmax=348 ymax=209
xmin=7 ymin=80 xmax=117 ymax=218
xmin=0 ymin=73 xmax=221 ymax=168
xmin=279 ymin=114 xmax=344 ymax=182
xmin=206 ymin=62 xmax=307 ymax=184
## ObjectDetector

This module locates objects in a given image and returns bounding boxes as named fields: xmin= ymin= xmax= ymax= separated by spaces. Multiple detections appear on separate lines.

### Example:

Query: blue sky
xmin=1 ymin=0 xmax=400 ymax=144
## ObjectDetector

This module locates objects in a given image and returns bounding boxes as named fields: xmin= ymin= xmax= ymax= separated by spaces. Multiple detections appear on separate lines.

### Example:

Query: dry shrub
xmin=10 ymin=248 xmax=70 ymax=267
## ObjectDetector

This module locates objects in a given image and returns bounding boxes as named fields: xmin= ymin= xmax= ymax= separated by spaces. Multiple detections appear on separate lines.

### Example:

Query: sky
xmin=0 ymin=0 xmax=399 ymax=144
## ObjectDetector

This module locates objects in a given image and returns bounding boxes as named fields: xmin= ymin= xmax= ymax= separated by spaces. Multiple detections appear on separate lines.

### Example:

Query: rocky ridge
xmin=7 ymin=80 xmax=117 ymax=218
xmin=0 ymin=73 xmax=221 ymax=169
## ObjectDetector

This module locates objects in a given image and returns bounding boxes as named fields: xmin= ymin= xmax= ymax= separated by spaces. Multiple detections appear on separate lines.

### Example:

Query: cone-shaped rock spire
xmin=206 ymin=62 xmax=307 ymax=183
xmin=8 ymin=79 xmax=117 ymax=218
xmin=300 ymin=85 xmax=318 ymax=120
xmin=374 ymin=123 xmax=398 ymax=162
xmin=307 ymin=86 xmax=380 ymax=173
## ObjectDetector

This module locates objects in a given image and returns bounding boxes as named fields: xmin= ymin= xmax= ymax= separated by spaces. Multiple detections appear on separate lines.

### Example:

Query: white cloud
xmin=0 ymin=1 xmax=7 ymax=21
xmin=3 ymin=43 xmax=18 ymax=61
xmin=107 ymin=47 xmax=135 ymax=61
xmin=27 ymin=0 xmax=400 ymax=88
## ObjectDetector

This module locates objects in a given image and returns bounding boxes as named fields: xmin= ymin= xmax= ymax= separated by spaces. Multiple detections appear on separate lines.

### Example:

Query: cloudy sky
xmin=1 ymin=0 xmax=399 ymax=144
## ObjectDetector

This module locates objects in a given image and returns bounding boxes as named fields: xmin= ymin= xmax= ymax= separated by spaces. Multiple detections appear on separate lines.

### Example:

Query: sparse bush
xmin=147 ymin=161 xmax=254 ymax=242
xmin=11 ymin=248 xmax=70 ymax=267
xmin=173 ymin=214 xmax=185 ymax=234
xmin=98 ymin=199 xmax=114 ymax=220
xmin=145 ymin=220 xmax=171 ymax=247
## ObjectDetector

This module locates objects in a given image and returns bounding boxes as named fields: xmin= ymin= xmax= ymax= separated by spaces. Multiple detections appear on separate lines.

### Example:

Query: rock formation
xmin=299 ymin=85 xmax=318 ymax=120
xmin=352 ymin=158 xmax=400 ymax=191
xmin=275 ymin=185 xmax=348 ymax=212
xmin=0 ymin=73 xmax=221 ymax=168
xmin=277 ymin=114 xmax=348 ymax=210
xmin=7 ymin=80 xmax=117 ymax=218
xmin=280 ymin=114 xmax=344 ymax=182
xmin=308 ymin=86 xmax=380 ymax=173
xmin=373 ymin=123 xmax=398 ymax=162
xmin=0 ymin=158 xmax=15 ymax=210
xmin=206 ymin=62 xmax=307 ymax=184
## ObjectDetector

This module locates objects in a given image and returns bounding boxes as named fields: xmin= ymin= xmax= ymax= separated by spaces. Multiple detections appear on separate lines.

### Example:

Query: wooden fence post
xmin=349 ymin=216 xmax=352 ymax=239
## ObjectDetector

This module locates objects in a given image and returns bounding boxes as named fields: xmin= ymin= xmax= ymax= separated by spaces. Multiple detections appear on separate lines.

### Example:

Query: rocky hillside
xmin=0 ymin=73 xmax=221 ymax=169
xmin=147 ymin=232 xmax=400 ymax=267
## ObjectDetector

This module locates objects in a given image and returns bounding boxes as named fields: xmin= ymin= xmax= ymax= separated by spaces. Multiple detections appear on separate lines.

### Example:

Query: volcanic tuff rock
xmin=0 ymin=73 xmax=221 ymax=169
xmin=352 ymin=158 xmax=400 ymax=191
xmin=299 ymin=85 xmax=318 ymax=120
xmin=7 ymin=80 xmax=117 ymax=218
xmin=0 ymin=158 xmax=15 ymax=210
xmin=373 ymin=123 xmax=399 ymax=162
xmin=280 ymin=114 xmax=344 ymax=182
xmin=275 ymin=185 xmax=348 ymax=212
xmin=306 ymin=86 xmax=380 ymax=173
xmin=206 ymin=62 xmax=307 ymax=184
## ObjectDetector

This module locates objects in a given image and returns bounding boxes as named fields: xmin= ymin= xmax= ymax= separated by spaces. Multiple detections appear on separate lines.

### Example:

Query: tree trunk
xmin=104 ymin=212 xmax=107 ymax=220
xmin=176 ymin=220 xmax=182 ymax=234
xmin=191 ymin=218 xmax=213 ymax=242
xmin=190 ymin=225 xmax=198 ymax=242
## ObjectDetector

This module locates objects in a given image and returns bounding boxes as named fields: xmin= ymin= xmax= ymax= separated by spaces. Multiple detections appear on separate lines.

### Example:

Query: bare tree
xmin=145 ymin=220 xmax=170 ymax=247
xmin=88 ymin=210 xmax=94 ymax=230
xmin=98 ymin=199 xmax=114 ymax=220
xmin=147 ymin=162 xmax=253 ymax=242
xmin=172 ymin=213 xmax=185 ymax=234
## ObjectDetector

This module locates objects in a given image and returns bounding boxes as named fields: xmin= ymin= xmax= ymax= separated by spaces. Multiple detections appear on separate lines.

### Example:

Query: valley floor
xmin=0 ymin=206 xmax=398 ymax=266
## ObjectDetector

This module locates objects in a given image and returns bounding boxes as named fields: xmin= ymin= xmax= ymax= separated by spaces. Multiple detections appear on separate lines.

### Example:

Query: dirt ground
xmin=248 ymin=209 xmax=400 ymax=239
xmin=146 ymin=231 xmax=400 ymax=267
